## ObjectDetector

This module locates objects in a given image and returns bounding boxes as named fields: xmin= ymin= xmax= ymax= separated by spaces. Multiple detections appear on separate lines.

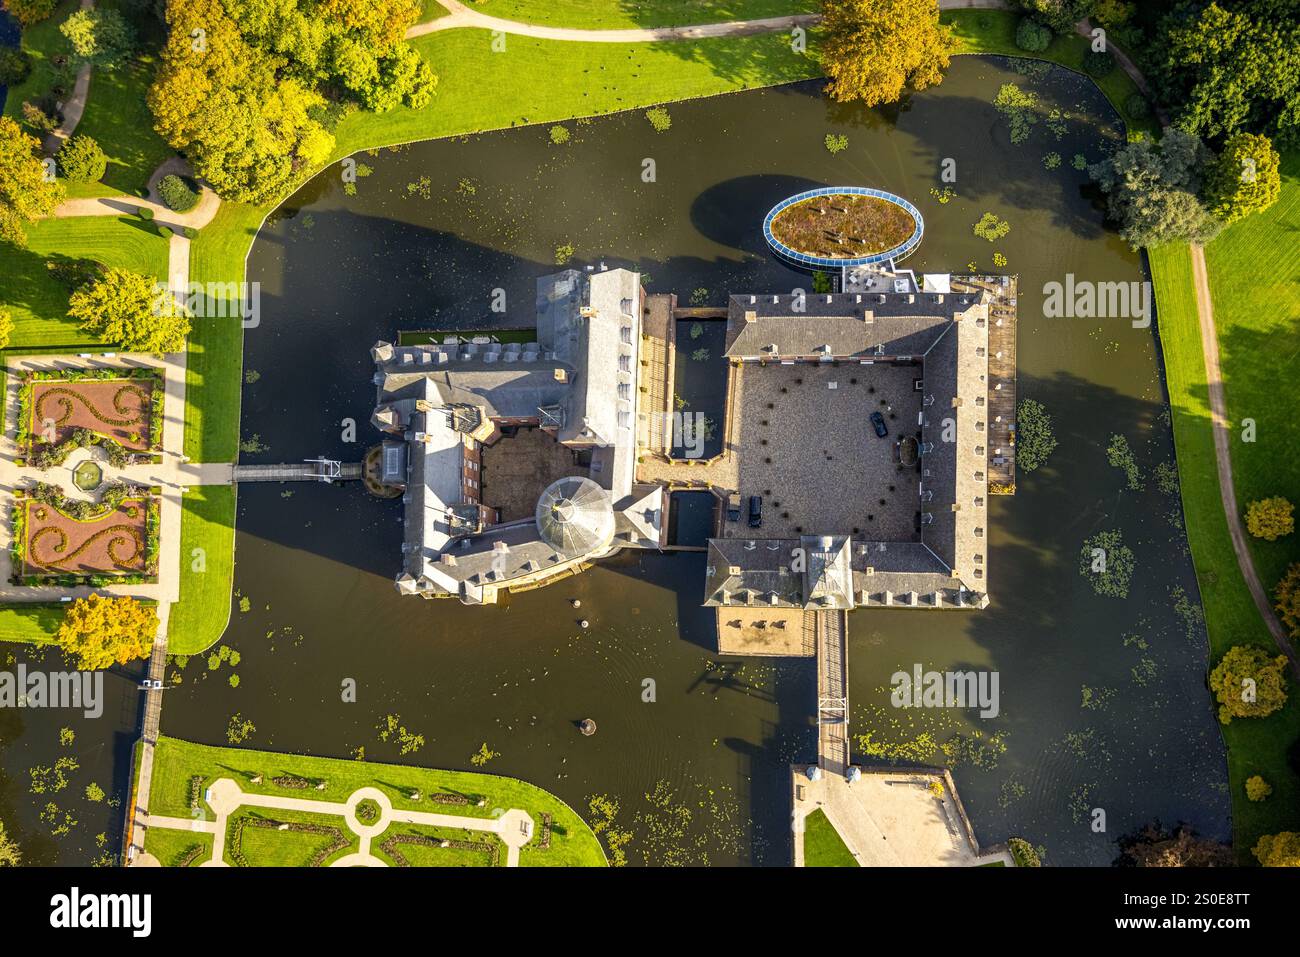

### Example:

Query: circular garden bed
xmin=763 ymin=187 xmax=923 ymax=268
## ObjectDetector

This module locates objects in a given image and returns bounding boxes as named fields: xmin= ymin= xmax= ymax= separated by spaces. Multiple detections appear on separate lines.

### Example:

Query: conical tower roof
xmin=535 ymin=476 xmax=615 ymax=557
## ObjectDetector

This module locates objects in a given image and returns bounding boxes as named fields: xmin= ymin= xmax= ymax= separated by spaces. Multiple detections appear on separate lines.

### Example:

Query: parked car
xmin=748 ymin=495 xmax=762 ymax=528
xmin=726 ymin=493 xmax=741 ymax=522
xmin=870 ymin=411 xmax=889 ymax=438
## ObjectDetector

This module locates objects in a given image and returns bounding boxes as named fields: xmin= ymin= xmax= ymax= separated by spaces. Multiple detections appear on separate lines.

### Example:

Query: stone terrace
xmin=725 ymin=360 xmax=922 ymax=541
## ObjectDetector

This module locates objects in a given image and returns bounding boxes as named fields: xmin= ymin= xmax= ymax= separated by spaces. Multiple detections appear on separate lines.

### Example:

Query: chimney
xmin=744 ymin=310 xmax=757 ymax=323
xmin=862 ymin=310 xmax=874 ymax=324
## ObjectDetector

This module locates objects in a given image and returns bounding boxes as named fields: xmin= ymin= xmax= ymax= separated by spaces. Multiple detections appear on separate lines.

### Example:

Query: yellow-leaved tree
xmin=820 ymin=0 xmax=958 ymax=107
xmin=57 ymin=595 xmax=157 ymax=671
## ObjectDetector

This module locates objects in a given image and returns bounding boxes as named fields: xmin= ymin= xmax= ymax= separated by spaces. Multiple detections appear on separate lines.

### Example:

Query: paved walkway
xmin=142 ymin=779 xmax=534 ymax=867
xmin=41 ymin=0 xmax=94 ymax=153
xmin=1189 ymin=245 xmax=1299 ymax=677
xmin=792 ymin=768 xmax=1011 ymax=867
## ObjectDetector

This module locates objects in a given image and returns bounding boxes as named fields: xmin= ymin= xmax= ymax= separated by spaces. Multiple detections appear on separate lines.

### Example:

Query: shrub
xmin=1275 ymin=563 xmax=1300 ymax=638
xmin=0 ymin=309 xmax=12 ymax=350
xmin=1123 ymin=92 xmax=1151 ymax=120
xmin=1246 ymin=497 xmax=1294 ymax=541
xmin=0 ymin=47 xmax=32 ymax=86
xmin=1245 ymin=775 xmax=1272 ymax=802
xmin=136 ymin=206 xmax=153 ymax=221
xmin=183 ymin=226 xmax=197 ymax=239
xmin=1209 ymin=645 xmax=1289 ymax=724
xmin=157 ymin=225 xmax=172 ymax=239
xmin=1082 ymin=48 xmax=1115 ymax=78
xmin=1008 ymin=837 xmax=1042 ymax=867
xmin=548 ymin=124 xmax=570 ymax=145
xmin=1014 ymin=18 xmax=1053 ymax=53
xmin=58 ymin=135 xmax=107 ymax=184
xmin=156 ymin=174 xmax=199 ymax=212
xmin=21 ymin=100 xmax=60 ymax=133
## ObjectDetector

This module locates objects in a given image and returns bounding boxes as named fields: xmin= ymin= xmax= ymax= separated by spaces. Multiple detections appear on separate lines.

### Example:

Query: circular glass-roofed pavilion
xmin=762 ymin=186 xmax=924 ymax=271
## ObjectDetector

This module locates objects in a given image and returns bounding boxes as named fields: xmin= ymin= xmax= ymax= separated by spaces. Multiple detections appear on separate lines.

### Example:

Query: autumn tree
xmin=0 ymin=308 xmax=13 ymax=349
xmin=59 ymin=7 xmax=136 ymax=67
xmin=1253 ymin=831 xmax=1300 ymax=867
xmin=0 ymin=0 xmax=58 ymax=27
xmin=1208 ymin=644 xmax=1289 ymax=724
xmin=1275 ymin=563 xmax=1300 ymax=638
xmin=1245 ymin=496 xmax=1294 ymax=541
xmin=56 ymin=595 xmax=157 ymax=671
xmin=1014 ymin=0 xmax=1096 ymax=33
xmin=1245 ymin=775 xmax=1272 ymax=801
xmin=0 ymin=116 xmax=66 ymax=247
xmin=1204 ymin=133 xmax=1283 ymax=225
xmin=819 ymin=0 xmax=958 ymax=107
xmin=68 ymin=267 xmax=192 ymax=353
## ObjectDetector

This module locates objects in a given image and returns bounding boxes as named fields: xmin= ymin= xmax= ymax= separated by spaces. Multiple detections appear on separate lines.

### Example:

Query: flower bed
xmin=13 ymin=483 xmax=159 ymax=585
xmin=15 ymin=367 xmax=164 ymax=465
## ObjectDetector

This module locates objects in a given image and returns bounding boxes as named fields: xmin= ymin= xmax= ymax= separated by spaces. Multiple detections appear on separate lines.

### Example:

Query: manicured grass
xmin=0 ymin=0 xmax=78 ymax=124
xmin=1203 ymin=152 xmax=1300 ymax=594
xmin=1150 ymin=242 xmax=1300 ymax=858
xmin=0 ymin=215 xmax=170 ymax=346
xmin=942 ymin=9 xmax=1160 ymax=141
xmin=165 ymin=485 xmax=237 ymax=655
xmin=142 ymin=826 xmax=212 ymax=867
xmin=0 ymin=603 xmax=63 ymax=644
xmin=148 ymin=735 xmax=607 ymax=866
xmin=225 ymin=807 xmax=358 ymax=867
xmin=372 ymin=821 xmax=506 ymax=867
xmin=802 ymin=808 xmax=857 ymax=867
xmin=64 ymin=55 xmax=173 ymax=198
xmin=467 ymin=0 xmax=816 ymax=29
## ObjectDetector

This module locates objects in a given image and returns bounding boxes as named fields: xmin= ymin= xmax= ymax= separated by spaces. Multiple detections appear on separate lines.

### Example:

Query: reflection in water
xmin=4 ymin=58 xmax=1229 ymax=866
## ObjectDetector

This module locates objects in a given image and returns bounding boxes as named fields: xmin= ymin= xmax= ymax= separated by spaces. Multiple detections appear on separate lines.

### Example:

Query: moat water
xmin=2 ymin=57 xmax=1229 ymax=865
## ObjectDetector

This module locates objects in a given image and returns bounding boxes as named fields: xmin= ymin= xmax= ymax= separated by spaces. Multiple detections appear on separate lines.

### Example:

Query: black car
xmin=870 ymin=411 xmax=889 ymax=438
xmin=748 ymin=495 xmax=762 ymax=528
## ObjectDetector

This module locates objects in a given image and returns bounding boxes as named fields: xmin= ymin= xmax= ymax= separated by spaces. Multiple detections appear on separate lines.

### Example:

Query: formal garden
xmin=141 ymin=736 xmax=607 ymax=867
xmin=11 ymin=481 xmax=158 ymax=586
xmin=15 ymin=366 xmax=163 ymax=467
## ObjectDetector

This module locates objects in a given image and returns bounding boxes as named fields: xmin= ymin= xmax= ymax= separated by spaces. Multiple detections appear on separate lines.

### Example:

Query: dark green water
xmin=2 ymin=57 xmax=1229 ymax=866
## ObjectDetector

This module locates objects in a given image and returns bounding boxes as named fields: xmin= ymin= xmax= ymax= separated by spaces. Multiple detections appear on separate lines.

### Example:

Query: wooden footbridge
xmin=815 ymin=609 xmax=851 ymax=775
xmin=232 ymin=458 xmax=363 ymax=484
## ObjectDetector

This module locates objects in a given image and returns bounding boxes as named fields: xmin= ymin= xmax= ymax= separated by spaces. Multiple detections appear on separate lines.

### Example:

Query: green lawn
xmin=802 ymin=808 xmax=858 ymax=867
xmin=64 ymin=55 xmax=174 ymax=199
xmin=1 ymin=0 xmax=79 ymax=125
xmin=0 ymin=215 xmax=170 ymax=347
xmin=372 ymin=821 xmax=506 ymax=867
xmin=166 ymin=485 xmax=237 ymax=656
xmin=224 ymin=807 xmax=359 ymax=867
xmin=0 ymin=603 xmax=64 ymax=644
xmin=1150 ymin=242 xmax=1300 ymax=858
xmin=148 ymin=735 xmax=607 ymax=866
xmin=466 ymin=0 xmax=816 ymax=29
xmin=1204 ymin=152 xmax=1300 ymax=595
xmin=141 ymin=826 xmax=212 ymax=867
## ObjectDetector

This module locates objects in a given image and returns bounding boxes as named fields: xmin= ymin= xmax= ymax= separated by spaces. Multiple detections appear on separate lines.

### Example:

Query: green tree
xmin=1245 ymin=496 xmax=1294 ymax=541
xmin=1015 ymin=0 xmax=1096 ymax=33
xmin=1088 ymin=128 xmax=1220 ymax=248
xmin=0 ymin=0 xmax=57 ymax=27
xmin=56 ymin=595 xmax=157 ymax=671
xmin=1203 ymin=132 xmax=1283 ymax=224
xmin=0 ymin=116 xmax=66 ymax=247
xmin=1253 ymin=831 xmax=1300 ymax=867
xmin=67 ymin=267 xmax=192 ymax=353
xmin=820 ymin=0 xmax=957 ymax=108
xmin=60 ymin=8 xmax=136 ymax=66
xmin=57 ymin=135 xmax=108 ymax=184
xmin=1154 ymin=1 xmax=1300 ymax=149
xmin=1014 ymin=17 xmax=1053 ymax=52
xmin=1208 ymin=645 xmax=1289 ymax=724
xmin=0 ymin=46 xmax=32 ymax=86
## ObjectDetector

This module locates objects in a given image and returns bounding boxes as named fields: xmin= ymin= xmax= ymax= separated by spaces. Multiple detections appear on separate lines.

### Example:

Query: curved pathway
xmin=1189 ymin=244 xmax=1298 ymax=676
